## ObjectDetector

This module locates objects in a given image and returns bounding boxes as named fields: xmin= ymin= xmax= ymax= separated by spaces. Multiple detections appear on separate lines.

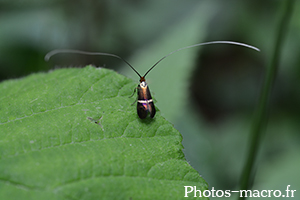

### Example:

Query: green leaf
xmin=0 ymin=66 xmax=208 ymax=200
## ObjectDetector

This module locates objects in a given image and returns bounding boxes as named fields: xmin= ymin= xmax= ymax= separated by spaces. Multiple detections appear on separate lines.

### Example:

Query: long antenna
xmin=45 ymin=41 xmax=260 ymax=79
xmin=45 ymin=49 xmax=142 ymax=78
xmin=143 ymin=41 xmax=260 ymax=78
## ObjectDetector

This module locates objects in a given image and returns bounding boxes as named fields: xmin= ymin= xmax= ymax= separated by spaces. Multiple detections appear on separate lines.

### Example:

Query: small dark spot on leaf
xmin=87 ymin=117 xmax=97 ymax=124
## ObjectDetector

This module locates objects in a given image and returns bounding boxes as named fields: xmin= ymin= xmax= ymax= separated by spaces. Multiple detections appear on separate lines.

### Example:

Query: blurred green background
xmin=1 ymin=0 xmax=299 ymax=199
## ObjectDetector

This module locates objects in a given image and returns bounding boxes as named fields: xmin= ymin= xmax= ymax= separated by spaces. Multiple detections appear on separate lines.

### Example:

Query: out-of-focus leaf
xmin=119 ymin=2 xmax=217 ymax=121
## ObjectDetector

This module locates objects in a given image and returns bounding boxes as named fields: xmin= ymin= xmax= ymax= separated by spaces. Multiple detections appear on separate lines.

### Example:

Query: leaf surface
xmin=0 ymin=66 xmax=208 ymax=199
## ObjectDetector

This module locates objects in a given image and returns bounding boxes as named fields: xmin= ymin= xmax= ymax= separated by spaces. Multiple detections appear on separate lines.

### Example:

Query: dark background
xmin=1 ymin=1 xmax=299 ymax=199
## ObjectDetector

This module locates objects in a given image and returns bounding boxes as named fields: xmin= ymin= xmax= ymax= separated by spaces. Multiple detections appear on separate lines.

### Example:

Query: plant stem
xmin=238 ymin=1 xmax=295 ymax=199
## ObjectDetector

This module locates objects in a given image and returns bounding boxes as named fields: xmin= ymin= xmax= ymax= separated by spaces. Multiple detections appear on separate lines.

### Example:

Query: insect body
xmin=45 ymin=41 xmax=260 ymax=119
xmin=137 ymin=79 xmax=155 ymax=119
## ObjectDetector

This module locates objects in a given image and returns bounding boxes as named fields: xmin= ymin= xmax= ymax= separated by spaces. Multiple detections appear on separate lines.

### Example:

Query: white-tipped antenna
xmin=45 ymin=49 xmax=142 ymax=78
xmin=143 ymin=41 xmax=260 ymax=77
xmin=45 ymin=41 xmax=260 ymax=78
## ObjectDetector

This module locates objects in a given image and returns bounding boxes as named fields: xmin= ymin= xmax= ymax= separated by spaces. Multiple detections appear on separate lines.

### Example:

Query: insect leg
xmin=129 ymin=87 xmax=138 ymax=106
xmin=129 ymin=87 xmax=137 ymax=98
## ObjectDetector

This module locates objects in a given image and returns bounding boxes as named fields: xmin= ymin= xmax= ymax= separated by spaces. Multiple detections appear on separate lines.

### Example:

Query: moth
xmin=45 ymin=41 xmax=260 ymax=119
